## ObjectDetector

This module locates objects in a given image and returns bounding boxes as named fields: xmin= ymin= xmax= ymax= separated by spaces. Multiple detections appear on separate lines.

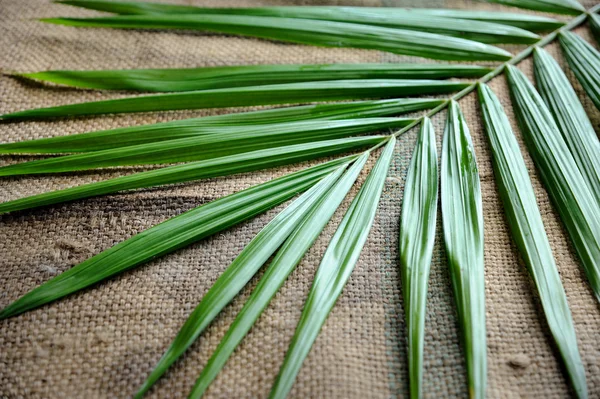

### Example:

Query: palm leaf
xmin=441 ymin=101 xmax=486 ymax=399
xmin=0 ymin=99 xmax=436 ymax=153
xmin=269 ymin=137 xmax=395 ymax=399
xmin=48 ymin=5 xmax=542 ymax=44
xmin=186 ymin=151 xmax=371 ymax=399
xmin=135 ymin=155 xmax=366 ymax=398
xmin=399 ymin=117 xmax=438 ymax=399
xmin=0 ymin=118 xmax=408 ymax=176
xmin=559 ymin=31 xmax=600 ymax=110
xmin=17 ymin=63 xmax=490 ymax=92
xmin=533 ymin=47 xmax=600 ymax=206
xmin=0 ymin=79 xmax=469 ymax=120
xmin=478 ymin=83 xmax=587 ymax=399
xmin=40 ymin=15 xmax=512 ymax=62
xmin=57 ymin=1 xmax=565 ymax=31
xmin=506 ymin=64 xmax=600 ymax=302
xmin=482 ymin=0 xmax=584 ymax=15
xmin=0 ymin=157 xmax=353 ymax=320
xmin=0 ymin=137 xmax=383 ymax=215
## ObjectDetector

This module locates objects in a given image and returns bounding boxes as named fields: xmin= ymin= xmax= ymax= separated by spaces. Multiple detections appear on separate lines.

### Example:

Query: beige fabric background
xmin=1 ymin=0 xmax=599 ymax=398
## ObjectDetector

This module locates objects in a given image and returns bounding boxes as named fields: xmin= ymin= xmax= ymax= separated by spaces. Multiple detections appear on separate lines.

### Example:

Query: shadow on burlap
xmin=0 ymin=0 xmax=599 ymax=398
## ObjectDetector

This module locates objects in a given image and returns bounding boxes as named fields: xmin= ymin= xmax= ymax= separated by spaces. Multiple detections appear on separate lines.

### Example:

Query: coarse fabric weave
xmin=0 ymin=0 xmax=599 ymax=398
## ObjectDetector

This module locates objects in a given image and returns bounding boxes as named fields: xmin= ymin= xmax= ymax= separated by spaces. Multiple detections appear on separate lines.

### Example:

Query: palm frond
xmin=269 ymin=137 xmax=396 ymax=399
xmin=135 ymin=154 xmax=367 ymax=398
xmin=0 ymin=157 xmax=354 ymax=319
xmin=506 ymin=64 xmax=600 ymax=302
xmin=533 ymin=47 xmax=600 ymax=206
xmin=482 ymin=0 xmax=584 ymax=15
xmin=0 ymin=99 xmax=436 ymax=153
xmin=0 ymin=137 xmax=381 ymax=215
xmin=478 ymin=83 xmax=587 ymax=398
xmin=0 ymin=118 xmax=407 ymax=176
xmin=0 ymin=79 xmax=469 ymax=120
xmin=40 ymin=15 xmax=513 ymax=62
xmin=559 ymin=31 xmax=600 ymax=110
xmin=17 ymin=63 xmax=490 ymax=92
xmin=441 ymin=101 xmax=486 ymax=399
xmin=56 ymin=1 xmax=566 ymax=31
xmin=399 ymin=118 xmax=438 ymax=399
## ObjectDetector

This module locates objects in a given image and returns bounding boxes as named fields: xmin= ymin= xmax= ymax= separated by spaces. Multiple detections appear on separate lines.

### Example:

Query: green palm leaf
xmin=49 ymin=5 xmax=541 ymax=44
xmin=57 ymin=1 xmax=565 ymax=31
xmin=135 ymin=155 xmax=366 ymax=398
xmin=269 ymin=137 xmax=395 ymax=399
xmin=0 ymin=137 xmax=383 ymax=215
xmin=0 ymin=157 xmax=353 ymax=320
xmin=482 ymin=0 xmax=584 ymax=15
xmin=40 ymin=15 xmax=512 ymax=62
xmin=534 ymin=47 xmax=600 ymax=206
xmin=559 ymin=31 xmax=600 ymax=110
xmin=399 ymin=117 xmax=438 ymax=399
xmin=441 ymin=101 xmax=486 ymax=399
xmin=186 ymin=151 xmax=371 ymax=399
xmin=18 ymin=63 xmax=490 ymax=92
xmin=0 ymin=118 xmax=408 ymax=176
xmin=0 ymin=79 xmax=469 ymax=120
xmin=478 ymin=83 xmax=587 ymax=399
xmin=0 ymin=99 xmax=436 ymax=153
xmin=506 ymin=64 xmax=600 ymax=302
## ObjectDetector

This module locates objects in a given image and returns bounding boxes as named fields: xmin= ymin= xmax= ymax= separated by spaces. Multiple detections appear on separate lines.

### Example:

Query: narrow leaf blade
xmin=559 ymin=31 xmax=600 ymax=110
xmin=0 ymin=99 xmax=436 ymax=154
xmin=478 ymin=83 xmax=587 ymax=398
xmin=269 ymin=136 xmax=396 ymax=399
xmin=135 ymin=159 xmax=357 ymax=397
xmin=481 ymin=0 xmax=584 ymax=15
xmin=0 ymin=118 xmax=408 ymax=176
xmin=534 ymin=47 xmax=600 ymax=206
xmin=441 ymin=101 xmax=486 ymax=399
xmin=506 ymin=64 xmax=600 ymax=302
xmin=0 ymin=79 xmax=470 ymax=120
xmin=40 ymin=15 xmax=513 ymax=62
xmin=399 ymin=118 xmax=438 ymax=399
xmin=57 ymin=1 xmax=564 ymax=31
xmin=19 ymin=63 xmax=491 ymax=92
xmin=0 ymin=136 xmax=383 ymax=215
xmin=0 ymin=157 xmax=348 ymax=319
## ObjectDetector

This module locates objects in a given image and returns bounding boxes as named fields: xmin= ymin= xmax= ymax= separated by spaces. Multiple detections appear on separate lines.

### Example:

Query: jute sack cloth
xmin=0 ymin=0 xmax=599 ymax=398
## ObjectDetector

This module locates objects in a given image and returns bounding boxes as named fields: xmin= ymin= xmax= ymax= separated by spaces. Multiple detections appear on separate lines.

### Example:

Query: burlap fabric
xmin=1 ymin=0 xmax=599 ymax=398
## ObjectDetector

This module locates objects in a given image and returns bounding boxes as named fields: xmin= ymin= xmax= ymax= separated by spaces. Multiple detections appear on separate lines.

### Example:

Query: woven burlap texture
xmin=1 ymin=0 xmax=599 ymax=398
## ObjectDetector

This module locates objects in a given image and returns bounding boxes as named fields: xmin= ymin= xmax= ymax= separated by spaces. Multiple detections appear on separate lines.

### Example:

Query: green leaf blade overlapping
xmin=0 ymin=99 xmax=437 ymax=154
xmin=0 ymin=118 xmax=408 ymax=176
xmin=533 ymin=47 xmax=600 ymax=206
xmin=57 ymin=1 xmax=565 ymax=31
xmin=478 ymin=83 xmax=587 ymax=399
xmin=18 ymin=63 xmax=491 ymax=92
xmin=0 ymin=137 xmax=383 ymax=215
xmin=505 ymin=64 xmax=600 ymax=303
xmin=0 ymin=157 xmax=353 ymax=320
xmin=559 ymin=31 xmax=600 ymax=110
xmin=0 ymin=79 xmax=470 ymax=120
xmin=269 ymin=137 xmax=396 ymax=399
xmin=40 ymin=15 xmax=513 ymax=62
